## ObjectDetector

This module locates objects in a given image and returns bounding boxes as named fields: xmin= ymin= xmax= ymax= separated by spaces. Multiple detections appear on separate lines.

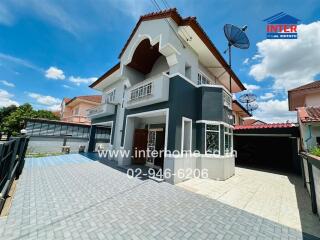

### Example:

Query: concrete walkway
xmin=178 ymin=167 xmax=320 ymax=238
xmin=0 ymin=154 xmax=319 ymax=239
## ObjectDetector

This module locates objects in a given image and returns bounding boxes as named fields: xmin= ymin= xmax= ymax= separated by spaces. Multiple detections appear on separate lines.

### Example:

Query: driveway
xmin=0 ymin=154 xmax=318 ymax=240
xmin=178 ymin=167 xmax=320 ymax=238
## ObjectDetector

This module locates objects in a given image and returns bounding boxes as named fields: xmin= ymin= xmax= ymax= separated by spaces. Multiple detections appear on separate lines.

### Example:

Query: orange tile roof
xmin=298 ymin=106 xmax=320 ymax=123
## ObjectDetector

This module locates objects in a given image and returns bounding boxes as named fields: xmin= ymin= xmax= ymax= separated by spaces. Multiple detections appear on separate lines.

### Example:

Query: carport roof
xmin=234 ymin=123 xmax=300 ymax=137
xmin=235 ymin=123 xmax=296 ymax=130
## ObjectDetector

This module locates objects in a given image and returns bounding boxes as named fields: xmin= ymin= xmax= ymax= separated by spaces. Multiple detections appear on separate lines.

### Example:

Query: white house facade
xmin=87 ymin=9 xmax=246 ymax=184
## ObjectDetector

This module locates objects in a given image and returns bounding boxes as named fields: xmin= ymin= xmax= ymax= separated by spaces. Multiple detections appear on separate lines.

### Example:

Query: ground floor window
xmin=224 ymin=126 xmax=233 ymax=153
xmin=182 ymin=117 xmax=192 ymax=152
xmin=205 ymin=124 xmax=220 ymax=154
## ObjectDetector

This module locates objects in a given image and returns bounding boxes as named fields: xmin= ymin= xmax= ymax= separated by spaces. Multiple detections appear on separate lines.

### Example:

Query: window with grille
xmin=197 ymin=73 xmax=211 ymax=85
xmin=105 ymin=89 xmax=116 ymax=103
xmin=223 ymin=92 xmax=232 ymax=109
xmin=205 ymin=124 xmax=220 ymax=154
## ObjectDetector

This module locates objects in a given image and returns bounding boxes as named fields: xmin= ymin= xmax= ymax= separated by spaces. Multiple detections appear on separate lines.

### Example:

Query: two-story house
xmin=87 ymin=9 xmax=246 ymax=184
xmin=289 ymin=81 xmax=320 ymax=150
xmin=61 ymin=95 xmax=102 ymax=124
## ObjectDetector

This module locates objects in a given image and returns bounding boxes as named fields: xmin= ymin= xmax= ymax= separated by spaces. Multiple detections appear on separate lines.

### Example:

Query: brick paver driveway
xmin=0 ymin=154 xmax=318 ymax=240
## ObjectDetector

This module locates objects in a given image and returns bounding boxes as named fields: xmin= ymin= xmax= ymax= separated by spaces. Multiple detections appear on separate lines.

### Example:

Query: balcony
xmin=87 ymin=103 xmax=115 ymax=118
xmin=124 ymin=73 xmax=170 ymax=109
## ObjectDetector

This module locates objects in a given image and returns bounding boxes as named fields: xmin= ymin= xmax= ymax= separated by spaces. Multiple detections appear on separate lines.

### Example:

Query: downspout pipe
xmin=305 ymin=125 xmax=312 ymax=151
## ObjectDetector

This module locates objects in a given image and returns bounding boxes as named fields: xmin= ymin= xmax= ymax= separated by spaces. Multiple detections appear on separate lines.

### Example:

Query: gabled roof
xmin=63 ymin=98 xmax=71 ymax=103
xmin=298 ymin=106 xmax=320 ymax=123
xmin=66 ymin=95 xmax=102 ymax=105
xmin=288 ymin=81 xmax=320 ymax=92
xmin=90 ymin=8 xmax=245 ymax=91
xmin=243 ymin=119 xmax=266 ymax=126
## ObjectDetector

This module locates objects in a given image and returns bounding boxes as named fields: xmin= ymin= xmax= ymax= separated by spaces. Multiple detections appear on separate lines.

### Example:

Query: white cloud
xmin=28 ymin=92 xmax=61 ymax=107
xmin=69 ymin=76 xmax=97 ymax=86
xmin=0 ymin=52 xmax=43 ymax=72
xmin=243 ymin=58 xmax=249 ymax=65
xmin=0 ymin=0 xmax=151 ymax=35
xmin=47 ymin=104 xmax=61 ymax=111
xmin=0 ymin=89 xmax=19 ymax=107
xmin=253 ymin=99 xmax=296 ymax=123
xmin=45 ymin=67 xmax=65 ymax=80
xmin=0 ymin=80 xmax=15 ymax=87
xmin=260 ymin=92 xmax=274 ymax=100
xmin=243 ymin=83 xmax=260 ymax=91
xmin=249 ymin=21 xmax=320 ymax=91
xmin=62 ymin=84 xmax=72 ymax=89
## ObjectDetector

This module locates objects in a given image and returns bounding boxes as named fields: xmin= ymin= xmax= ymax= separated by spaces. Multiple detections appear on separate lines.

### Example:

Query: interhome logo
xmin=264 ymin=12 xmax=300 ymax=39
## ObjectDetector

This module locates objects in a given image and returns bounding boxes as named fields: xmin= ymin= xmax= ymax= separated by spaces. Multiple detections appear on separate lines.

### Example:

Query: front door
xmin=132 ymin=129 xmax=148 ymax=164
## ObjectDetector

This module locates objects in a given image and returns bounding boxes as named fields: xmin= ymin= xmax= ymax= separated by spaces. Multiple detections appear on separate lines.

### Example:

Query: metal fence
xmin=0 ymin=136 xmax=29 ymax=212
xmin=300 ymin=152 xmax=320 ymax=220
xmin=25 ymin=119 xmax=110 ymax=153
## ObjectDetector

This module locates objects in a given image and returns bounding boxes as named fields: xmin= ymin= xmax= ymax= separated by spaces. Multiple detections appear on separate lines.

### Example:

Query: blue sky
xmin=0 ymin=0 xmax=319 ymax=122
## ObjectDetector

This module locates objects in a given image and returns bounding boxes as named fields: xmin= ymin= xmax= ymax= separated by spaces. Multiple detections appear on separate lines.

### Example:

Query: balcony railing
xmin=87 ymin=102 xmax=115 ymax=118
xmin=125 ymin=73 xmax=169 ymax=109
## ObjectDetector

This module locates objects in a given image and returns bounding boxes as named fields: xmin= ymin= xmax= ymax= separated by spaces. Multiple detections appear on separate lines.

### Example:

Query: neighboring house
xmin=243 ymin=119 xmax=266 ymax=126
xmin=87 ymin=9 xmax=246 ymax=184
xmin=288 ymin=81 xmax=320 ymax=150
xmin=232 ymin=100 xmax=251 ymax=125
xmin=288 ymin=81 xmax=320 ymax=111
xmin=61 ymin=95 xmax=102 ymax=124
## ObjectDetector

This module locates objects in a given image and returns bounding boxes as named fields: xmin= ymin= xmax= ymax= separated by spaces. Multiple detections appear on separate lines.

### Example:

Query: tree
xmin=0 ymin=103 xmax=59 ymax=136
xmin=0 ymin=105 xmax=17 ymax=123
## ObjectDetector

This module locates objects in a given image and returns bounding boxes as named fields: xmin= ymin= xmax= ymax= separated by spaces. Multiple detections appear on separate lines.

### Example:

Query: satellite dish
xmin=239 ymin=93 xmax=258 ymax=114
xmin=223 ymin=24 xmax=250 ymax=92
xmin=247 ymin=103 xmax=259 ymax=114
xmin=239 ymin=93 xmax=257 ymax=104
xmin=224 ymin=24 xmax=250 ymax=49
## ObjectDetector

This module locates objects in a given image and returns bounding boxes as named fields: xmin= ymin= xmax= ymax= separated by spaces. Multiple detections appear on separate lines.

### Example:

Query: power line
xmin=159 ymin=0 xmax=192 ymax=41
xmin=149 ymin=0 xmax=187 ymax=48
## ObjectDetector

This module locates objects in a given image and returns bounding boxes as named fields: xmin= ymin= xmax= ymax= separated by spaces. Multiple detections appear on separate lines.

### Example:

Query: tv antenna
xmin=239 ymin=93 xmax=258 ymax=114
xmin=223 ymin=24 xmax=250 ymax=92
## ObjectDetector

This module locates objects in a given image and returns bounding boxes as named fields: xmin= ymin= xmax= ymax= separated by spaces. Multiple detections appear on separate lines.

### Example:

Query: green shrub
xmin=310 ymin=146 xmax=320 ymax=157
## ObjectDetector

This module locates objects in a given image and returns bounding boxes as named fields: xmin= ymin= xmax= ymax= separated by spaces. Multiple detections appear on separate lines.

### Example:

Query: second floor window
xmin=197 ymin=73 xmax=210 ymax=85
xmin=223 ymin=92 xmax=232 ymax=109
xmin=74 ymin=107 xmax=79 ymax=115
xmin=105 ymin=89 xmax=116 ymax=103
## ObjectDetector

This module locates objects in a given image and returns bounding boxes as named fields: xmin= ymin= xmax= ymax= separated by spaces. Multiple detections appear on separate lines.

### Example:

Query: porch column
xmin=88 ymin=125 xmax=97 ymax=152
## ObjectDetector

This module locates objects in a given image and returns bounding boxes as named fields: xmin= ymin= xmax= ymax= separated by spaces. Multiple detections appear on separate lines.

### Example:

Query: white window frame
xmin=205 ymin=123 xmax=220 ymax=155
xmin=105 ymin=88 xmax=116 ymax=103
xmin=181 ymin=117 xmax=192 ymax=154
xmin=224 ymin=126 xmax=233 ymax=154
xmin=223 ymin=91 xmax=232 ymax=109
